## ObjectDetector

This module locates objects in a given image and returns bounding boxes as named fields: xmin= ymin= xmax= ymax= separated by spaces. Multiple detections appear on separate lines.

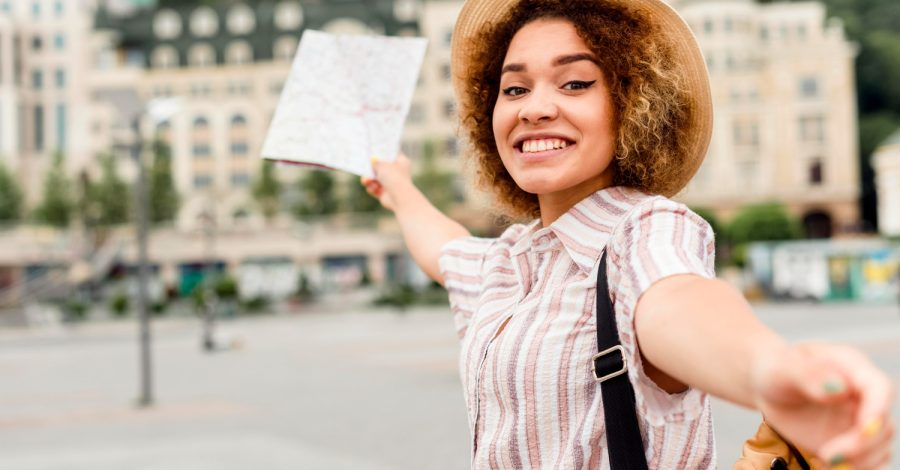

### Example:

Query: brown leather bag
xmin=734 ymin=421 xmax=819 ymax=470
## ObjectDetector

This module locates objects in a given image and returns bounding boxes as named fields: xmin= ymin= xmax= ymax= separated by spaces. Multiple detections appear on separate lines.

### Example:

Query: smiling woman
xmin=359 ymin=0 xmax=895 ymax=468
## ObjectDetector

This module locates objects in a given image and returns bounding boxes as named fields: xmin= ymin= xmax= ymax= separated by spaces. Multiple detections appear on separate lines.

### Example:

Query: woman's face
xmin=492 ymin=18 xmax=617 ymax=205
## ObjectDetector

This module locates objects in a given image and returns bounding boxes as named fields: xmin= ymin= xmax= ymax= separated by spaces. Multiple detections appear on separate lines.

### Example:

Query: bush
xmin=373 ymin=283 xmax=417 ymax=308
xmin=110 ymin=292 xmax=129 ymax=317
xmin=62 ymin=299 xmax=89 ymax=321
xmin=241 ymin=295 xmax=270 ymax=313
xmin=728 ymin=203 xmax=801 ymax=245
xmin=214 ymin=276 xmax=238 ymax=300
xmin=151 ymin=300 xmax=167 ymax=316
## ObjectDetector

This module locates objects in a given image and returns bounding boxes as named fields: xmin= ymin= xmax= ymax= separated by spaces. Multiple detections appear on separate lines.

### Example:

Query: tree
xmin=33 ymin=152 xmax=73 ymax=228
xmin=82 ymin=155 xmax=130 ymax=227
xmin=343 ymin=173 xmax=383 ymax=213
xmin=292 ymin=169 xmax=338 ymax=217
xmin=413 ymin=140 xmax=459 ymax=212
xmin=728 ymin=203 xmax=801 ymax=246
xmin=0 ymin=161 xmax=23 ymax=224
xmin=148 ymin=140 xmax=180 ymax=224
xmin=251 ymin=160 xmax=281 ymax=222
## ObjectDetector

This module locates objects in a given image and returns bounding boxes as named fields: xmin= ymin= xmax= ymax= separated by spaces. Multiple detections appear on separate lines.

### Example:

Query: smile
xmin=518 ymin=138 xmax=571 ymax=153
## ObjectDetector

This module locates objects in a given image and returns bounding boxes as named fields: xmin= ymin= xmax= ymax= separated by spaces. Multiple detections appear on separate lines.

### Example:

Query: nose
xmin=517 ymin=86 xmax=558 ymax=124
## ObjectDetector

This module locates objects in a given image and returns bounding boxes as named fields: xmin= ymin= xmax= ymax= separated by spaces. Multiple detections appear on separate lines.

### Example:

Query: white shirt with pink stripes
xmin=439 ymin=186 xmax=718 ymax=469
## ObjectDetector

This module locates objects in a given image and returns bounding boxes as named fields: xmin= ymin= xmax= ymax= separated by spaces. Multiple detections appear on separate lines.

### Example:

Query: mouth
xmin=514 ymin=137 xmax=575 ymax=158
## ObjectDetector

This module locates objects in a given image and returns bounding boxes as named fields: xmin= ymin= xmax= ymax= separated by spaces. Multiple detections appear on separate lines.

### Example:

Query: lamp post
xmin=97 ymin=91 xmax=181 ymax=407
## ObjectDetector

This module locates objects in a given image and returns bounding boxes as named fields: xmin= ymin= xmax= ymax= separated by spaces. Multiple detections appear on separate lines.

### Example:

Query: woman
xmin=362 ymin=0 xmax=895 ymax=467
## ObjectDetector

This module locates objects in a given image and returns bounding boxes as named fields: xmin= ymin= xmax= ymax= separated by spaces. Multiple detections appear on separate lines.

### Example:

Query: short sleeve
xmin=439 ymin=236 xmax=494 ymax=339
xmin=606 ymin=197 xmax=717 ymax=426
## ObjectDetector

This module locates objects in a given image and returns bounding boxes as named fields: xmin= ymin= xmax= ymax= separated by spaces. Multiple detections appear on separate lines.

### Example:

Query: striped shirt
xmin=439 ymin=187 xmax=718 ymax=469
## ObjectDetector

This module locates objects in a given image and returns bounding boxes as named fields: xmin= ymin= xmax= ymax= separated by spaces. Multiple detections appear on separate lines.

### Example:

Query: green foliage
xmin=0 ymin=161 xmax=23 ymax=223
xmin=413 ymin=140 xmax=459 ymax=212
xmin=295 ymin=273 xmax=315 ymax=302
xmin=252 ymin=160 xmax=281 ymax=221
xmin=728 ymin=203 xmax=801 ymax=245
xmin=214 ymin=275 xmax=239 ymax=299
xmin=82 ymin=155 xmax=131 ymax=227
xmin=62 ymin=299 xmax=89 ymax=321
xmin=343 ymin=174 xmax=383 ymax=213
xmin=373 ymin=283 xmax=449 ymax=308
xmin=149 ymin=141 xmax=180 ymax=224
xmin=33 ymin=152 xmax=74 ymax=228
xmin=110 ymin=292 xmax=129 ymax=317
xmin=241 ymin=295 xmax=270 ymax=313
xmin=292 ymin=170 xmax=338 ymax=217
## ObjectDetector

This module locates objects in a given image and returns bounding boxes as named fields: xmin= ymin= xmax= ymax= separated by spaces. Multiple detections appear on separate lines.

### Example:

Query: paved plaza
xmin=0 ymin=300 xmax=898 ymax=469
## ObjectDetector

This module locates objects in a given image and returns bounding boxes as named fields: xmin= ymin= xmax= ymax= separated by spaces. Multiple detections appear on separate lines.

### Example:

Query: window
xmin=1 ymin=2 xmax=10 ymax=14
xmin=225 ymin=40 xmax=253 ymax=65
xmin=190 ymin=7 xmax=218 ymax=37
xmin=799 ymin=77 xmax=819 ymax=99
xmin=231 ymin=172 xmax=250 ymax=186
xmin=227 ymin=4 xmax=256 ymax=35
xmin=32 ymin=1 xmax=40 ymax=18
xmin=32 ymin=35 xmax=42 ymax=51
xmin=444 ymin=30 xmax=453 ymax=46
xmin=190 ymin=82 xmax=212 ymax=97
xmin=193 ymin=117 xmax=210 ymax=157
xmin=189 ymin=43 xmax=215 ymax=67
xmin=32 ymin=70 xmax=42 ymax=89
xmin=53 ymin=0 xmax=62 ymax=16
xmin=733 ymin=119 xmax=759 ymax=148
xmin=153 ymin=10 xmax=182 ymax=40
xmin=799 ymin=115 xmax=825 ymax=143
xmin=273 ymin=36 xmax=298 ymax=62
xmin=724 ymin=17 xmax=733 ymax=33
xmin=230 ymin=143 xmax=248 ymax=155
xmin=808 ymin=159 xmax=823 ymax=185
xmin=152 ymin=46 xmax=179 ymax=69
xmin=760 ymin=26 xmax=769 ymax=41
xmin=407 ymin=103 xmax=424 ymax=124
xmin=192 ymin=144 xmax=211 ymax=157
xmin=440 ymin=63 xmax=451 ymax=81
xmin=443 ymin=99 xmax=455 ymax=118
xmin=274 ymin=1 xmax=303 ymax=30
xmin=53 ymin=33 xmax=64 ymax=50
xmin=227 ymin=81 xmax=252 ymax=95
xmin=193 ymin=174 xmax=213 ymax=188
xmin=725 ymin=52 xmax=736 ymax=71
xmin=797 ymin=24 xmax=807 ymax=39
xmin=193 ymin=116 xmax=209 ymax=129
xmin=445 ymin=137 xmax=458 ymax=156
xmin=703 ymin=18 xmax=713 ymax=34
xmin=54 ymin=68 xmax=64 ymax=88
xmin=34 ymin=105 xmax=44 ymax=151
xmin=231 ymin=114 xmax=247 ymax=127
xmin=56 ymin=103 xmax=65 ymax=149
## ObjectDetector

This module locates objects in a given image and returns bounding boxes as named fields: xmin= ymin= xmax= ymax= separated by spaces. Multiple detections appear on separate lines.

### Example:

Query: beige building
xmin=872 ymin=129 xmax=900 ymax=237
xmin=0 ymin=0 xmax=97 ymax=203
xmin=673 ymin=0 xmax=860 ymax=237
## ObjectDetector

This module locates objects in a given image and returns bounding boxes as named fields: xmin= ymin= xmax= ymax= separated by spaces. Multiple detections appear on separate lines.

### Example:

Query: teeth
xmin=520 ymin=138 xmax=570 ymax=153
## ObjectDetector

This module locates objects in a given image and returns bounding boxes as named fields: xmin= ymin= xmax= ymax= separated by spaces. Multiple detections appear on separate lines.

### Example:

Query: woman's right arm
xmin=361 ymin=154 xmax=470 ymax=286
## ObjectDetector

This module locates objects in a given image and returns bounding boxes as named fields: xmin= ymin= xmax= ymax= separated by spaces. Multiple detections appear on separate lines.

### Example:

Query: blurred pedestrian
xmin=362 ymin=0 xmax=895 ymax=468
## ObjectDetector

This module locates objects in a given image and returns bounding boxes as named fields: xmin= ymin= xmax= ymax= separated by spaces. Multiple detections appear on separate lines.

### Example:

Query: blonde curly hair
xmin=458 ymin=0 xmax=695 ymax=219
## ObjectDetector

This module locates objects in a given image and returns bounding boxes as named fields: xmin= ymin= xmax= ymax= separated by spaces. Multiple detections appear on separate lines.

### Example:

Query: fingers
xmin=826 ymin=417 xmax=894 ymax=470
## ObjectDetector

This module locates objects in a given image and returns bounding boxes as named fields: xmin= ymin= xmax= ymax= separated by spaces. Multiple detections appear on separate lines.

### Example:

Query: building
xmin=872 ymin=128 xmax=900 ymax=237
xmin=0 ymin=0 xmax=96 ymax=204
xmin=673 ymin=0 xmax=860 ymax=238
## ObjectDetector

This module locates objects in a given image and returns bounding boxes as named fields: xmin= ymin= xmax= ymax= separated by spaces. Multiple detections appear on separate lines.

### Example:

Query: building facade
xmin=673 ymin=0 xmax=860 ymax=238
xmin=872 ymin=129 xmax=900 ymax=237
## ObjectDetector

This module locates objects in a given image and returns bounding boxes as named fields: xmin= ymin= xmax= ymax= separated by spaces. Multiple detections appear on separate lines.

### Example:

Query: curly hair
xmin=458 ymin=0 xmax=694 ymax=219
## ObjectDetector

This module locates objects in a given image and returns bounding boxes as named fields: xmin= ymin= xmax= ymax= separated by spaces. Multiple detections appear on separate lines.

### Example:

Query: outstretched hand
xmin=752 ymin=343 xmax=895 ymax=469
xmin=360 ymin=154 xmax=413 ymax=212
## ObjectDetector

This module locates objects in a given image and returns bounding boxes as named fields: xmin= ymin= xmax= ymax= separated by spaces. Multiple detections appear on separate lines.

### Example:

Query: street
xmin=0 ymin=301 xmax=898 ymax=469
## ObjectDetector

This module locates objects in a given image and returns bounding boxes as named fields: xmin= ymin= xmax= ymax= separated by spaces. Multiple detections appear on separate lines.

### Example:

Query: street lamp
xmin=96 ymin=90 xmax=181 ymax=408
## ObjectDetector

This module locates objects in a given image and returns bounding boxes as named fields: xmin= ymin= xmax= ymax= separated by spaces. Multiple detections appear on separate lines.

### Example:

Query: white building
xmin=872 ymin=129 xmax=900 ymax=237
xmin=674 ymin=0 xmax=860 ymax=237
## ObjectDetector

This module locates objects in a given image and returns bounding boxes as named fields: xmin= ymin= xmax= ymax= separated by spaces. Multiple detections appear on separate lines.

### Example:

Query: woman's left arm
xmin=635 ymin=274 xmax=895 ymax=467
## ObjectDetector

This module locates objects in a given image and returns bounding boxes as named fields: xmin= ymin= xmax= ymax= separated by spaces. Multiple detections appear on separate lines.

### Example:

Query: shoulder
xmin=612 ymin=192 xmax=713 ymax=246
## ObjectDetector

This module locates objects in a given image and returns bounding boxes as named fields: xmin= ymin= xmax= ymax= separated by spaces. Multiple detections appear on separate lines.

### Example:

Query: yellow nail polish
xmin=863 ymin=417 xmax=882 ymax=438
xmin=831 ymin=464 xmax=852 ymax=470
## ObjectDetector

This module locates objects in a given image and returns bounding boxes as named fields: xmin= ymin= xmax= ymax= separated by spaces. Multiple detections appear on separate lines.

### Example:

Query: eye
xmin=562 ymin=80 xmax=596 ymax=91
xmin=502 ymin=86 xmax=528 ymax=97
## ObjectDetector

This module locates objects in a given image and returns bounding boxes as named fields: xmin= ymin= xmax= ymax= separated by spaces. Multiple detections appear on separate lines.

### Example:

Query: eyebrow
xmin=500 ymin=53 xmax=599 ymax=75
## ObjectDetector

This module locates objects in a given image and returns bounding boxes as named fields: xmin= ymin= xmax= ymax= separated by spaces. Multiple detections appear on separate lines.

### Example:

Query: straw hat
xmin=450 ymin=0 xmax=713 ymax=196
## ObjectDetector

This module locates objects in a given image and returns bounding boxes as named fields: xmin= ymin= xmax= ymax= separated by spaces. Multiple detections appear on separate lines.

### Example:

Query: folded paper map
xmin=261 ymin=30 xmax=427 ymax=178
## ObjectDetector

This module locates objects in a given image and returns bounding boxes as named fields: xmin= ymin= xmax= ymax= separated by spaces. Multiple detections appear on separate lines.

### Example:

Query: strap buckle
xmin=592 ymin=345 xmax=627 ymax=383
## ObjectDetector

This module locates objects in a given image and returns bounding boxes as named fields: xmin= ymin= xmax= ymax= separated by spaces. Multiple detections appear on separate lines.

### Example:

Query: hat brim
xmin=450 ymin=0 xmax=713 ymax=197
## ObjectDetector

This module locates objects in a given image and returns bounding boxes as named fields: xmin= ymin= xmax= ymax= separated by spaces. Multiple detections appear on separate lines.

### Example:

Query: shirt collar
xmin=510 ymin=187 xmax=647 ymax=274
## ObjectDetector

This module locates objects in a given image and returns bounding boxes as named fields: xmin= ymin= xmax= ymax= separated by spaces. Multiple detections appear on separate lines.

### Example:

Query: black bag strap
xmin=593 ymin=251 xmax=649 ymax=470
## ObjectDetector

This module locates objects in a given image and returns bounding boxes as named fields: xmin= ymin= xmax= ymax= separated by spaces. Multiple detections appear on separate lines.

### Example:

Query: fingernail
xmin=863 ymin=417 xmax=882 ymax=438
xmin=370 ymin=156 xmax=379 ymax=164
xmin=831 ymin=464 xmax=851 ymax=470
xmin=823 ymin=379 xmax=845 ymax=394
xmin=829 ymin=454 xmax=846 ymax=466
